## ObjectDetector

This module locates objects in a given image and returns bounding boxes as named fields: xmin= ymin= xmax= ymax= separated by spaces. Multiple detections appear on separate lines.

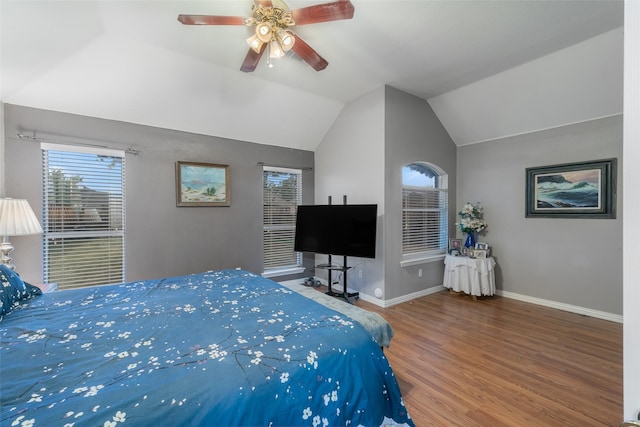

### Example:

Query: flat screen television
xmin=294 ymin=204 xmax=377 ymax=259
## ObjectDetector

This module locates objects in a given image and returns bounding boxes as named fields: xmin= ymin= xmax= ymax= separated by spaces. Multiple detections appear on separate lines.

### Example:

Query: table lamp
xmin=0 ymin=198 xmax=43 ymax=270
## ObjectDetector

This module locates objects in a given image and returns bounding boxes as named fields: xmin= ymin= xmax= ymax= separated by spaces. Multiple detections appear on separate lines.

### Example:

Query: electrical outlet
xmin=418 ymin=268 xmax=423 ymax=278
xmin=358 ymin=270 xmax=363 ymax=279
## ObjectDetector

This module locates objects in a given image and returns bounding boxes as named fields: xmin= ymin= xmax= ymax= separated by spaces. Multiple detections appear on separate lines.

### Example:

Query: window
xmin=262 ymin=166 xmax=303 ymax=276
xmin=401 ymin=162 xmax=448 ymax=262
xmin=42 ymin=143 xmax=125 ymax=289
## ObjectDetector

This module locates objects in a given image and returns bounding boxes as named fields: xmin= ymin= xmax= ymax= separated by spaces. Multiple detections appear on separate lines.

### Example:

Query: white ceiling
xmin=0 ymin=0 xmax=624 ymax=151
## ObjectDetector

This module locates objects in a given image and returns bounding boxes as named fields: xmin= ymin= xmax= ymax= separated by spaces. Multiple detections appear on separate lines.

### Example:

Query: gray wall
xmin=315 ymin=87 xmax=386 ymax=297
xmin=384 ymin=86 xmax=457 ymax=299
xmin=2 ymin=102 xmax=623 ymax=315
xmin=315 ymin=86 xmax=458 ymax=302
xmin=456 ymin=114 xmax=623 ymax=314
xmin=3 ymin=104 xmax=314 ymax=285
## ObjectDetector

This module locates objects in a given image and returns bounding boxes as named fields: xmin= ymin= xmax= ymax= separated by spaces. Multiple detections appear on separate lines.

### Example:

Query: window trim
xmin=399 ymin=253 xmax=446 ymax=268
xmin=262 ymin=165 xmax=303 ymax=277
xmin=400 ymin=162 xmax=448 ymax=266
xmin=262 ymin=266 xmax=306 ymax=279
xmin=41 ymin=143 xmax=126 ymax=289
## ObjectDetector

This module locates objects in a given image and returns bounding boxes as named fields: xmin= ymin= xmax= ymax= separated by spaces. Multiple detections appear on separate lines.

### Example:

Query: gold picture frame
xmin=473 ymin=248 xmax=488 ymax=258
xmin=176 ymin=161 xmax=230 ymax=207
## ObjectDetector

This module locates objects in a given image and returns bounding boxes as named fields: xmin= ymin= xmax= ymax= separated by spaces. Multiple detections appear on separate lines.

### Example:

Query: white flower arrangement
xmin=455 ymin=202 xmax=487 ymax=234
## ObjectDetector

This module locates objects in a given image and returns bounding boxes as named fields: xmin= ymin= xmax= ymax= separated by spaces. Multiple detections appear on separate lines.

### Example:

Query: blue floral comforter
xmin=1 ymin=269 xmax=413 ymax=427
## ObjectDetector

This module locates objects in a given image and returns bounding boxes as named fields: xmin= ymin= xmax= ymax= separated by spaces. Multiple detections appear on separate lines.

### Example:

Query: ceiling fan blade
xmin=254 ymin=0 xmax=273 ymax=6
xmin=291 ymin=35 xmax=328 ymax=71
xmin=240 ymin=44 xmax=267 ymax=72
xmin=291 ymin=0 xmax=354 ymax=25
xmin=178 ymin=14 xmax=246 ymax=25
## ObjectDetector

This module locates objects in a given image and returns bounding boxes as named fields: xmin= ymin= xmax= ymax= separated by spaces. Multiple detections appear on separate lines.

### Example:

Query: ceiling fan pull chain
xmin=266 ymin=43 xmax=273 ymax=68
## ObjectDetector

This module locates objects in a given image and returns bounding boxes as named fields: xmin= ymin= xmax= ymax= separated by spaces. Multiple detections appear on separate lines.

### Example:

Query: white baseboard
xmin=279 ymin=277 xmax=622 ymax=323
xmin=496 ymin=290 xmax=622 ymax=323
xmin=359 ymin=285 xmax=445 ymax=308
xmin=374 ymin=286 xmax=622 ymax=323
xmin=279 ymin=277 xmax=444 ymax=308
xmin=358 ymin=286 xmax=622 ymax=322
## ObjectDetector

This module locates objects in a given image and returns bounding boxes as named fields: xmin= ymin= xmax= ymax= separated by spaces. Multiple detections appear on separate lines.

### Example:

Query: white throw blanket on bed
xmin=282 ymin=282 xmax=394 ymax=347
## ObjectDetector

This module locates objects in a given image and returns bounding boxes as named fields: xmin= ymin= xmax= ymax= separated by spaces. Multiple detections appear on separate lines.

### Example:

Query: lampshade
xmin=0 ymin=198 xmax=43 ymax=236
xmin=269 ymin=39 xmax=284 ymax=58
xmin=255 ymin=22 xmax=273 ymax=43
xmin=276 ymin=29 xmax=295 ymax=51
xmin=247 ymin=34 xmax=265 ymax=53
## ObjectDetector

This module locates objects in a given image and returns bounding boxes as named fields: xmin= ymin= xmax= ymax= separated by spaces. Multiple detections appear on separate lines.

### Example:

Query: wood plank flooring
xmin=355 ymin=290 xmax=623 ymax=426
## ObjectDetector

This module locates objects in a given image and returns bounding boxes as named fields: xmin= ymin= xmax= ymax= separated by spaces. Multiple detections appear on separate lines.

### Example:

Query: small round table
xmin=442 ymin=254 xmax=496 ymax=298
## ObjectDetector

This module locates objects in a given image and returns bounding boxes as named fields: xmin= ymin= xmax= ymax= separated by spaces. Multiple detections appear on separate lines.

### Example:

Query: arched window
xmin=401 ymin=162 xmax=448 ymax=259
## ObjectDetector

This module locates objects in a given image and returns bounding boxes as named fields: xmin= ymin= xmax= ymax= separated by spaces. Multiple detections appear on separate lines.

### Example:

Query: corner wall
xmin=314 ymin=87 xmax=386 ymax=298
xmin=623 ymin=0 xmax=640 ymax=417
xmin=457 ymin=115 xmax=623 ymax=314
xmin=315 ymin=86 xmax=458 ymax=302
xmin=0 ymin=103 xmax=4 ymax=196
xmin=384 ymin=86 xmax=457 ymax=300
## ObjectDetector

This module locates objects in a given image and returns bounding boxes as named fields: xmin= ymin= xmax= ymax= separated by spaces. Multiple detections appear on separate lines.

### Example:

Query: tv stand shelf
xmin=315 ymin=262 xmax=359 ymax=303
xmin=315 ymin=264 xmax=352 ymax=272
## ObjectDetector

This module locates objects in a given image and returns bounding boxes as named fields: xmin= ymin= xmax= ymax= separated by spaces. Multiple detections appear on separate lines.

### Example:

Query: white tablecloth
xmin=442 ymin=255 xmax=496 ymax=296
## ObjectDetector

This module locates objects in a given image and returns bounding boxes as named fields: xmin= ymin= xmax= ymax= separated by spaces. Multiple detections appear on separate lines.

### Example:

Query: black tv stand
xmin=316 ymin=255 xmax=359 ymax=303
xmin=314 ymin=195 xmax=360 ymax=304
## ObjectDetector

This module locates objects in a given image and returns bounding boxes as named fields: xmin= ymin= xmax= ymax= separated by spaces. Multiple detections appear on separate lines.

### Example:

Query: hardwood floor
xmin=356 ymin=290 xmax=623 ymax=426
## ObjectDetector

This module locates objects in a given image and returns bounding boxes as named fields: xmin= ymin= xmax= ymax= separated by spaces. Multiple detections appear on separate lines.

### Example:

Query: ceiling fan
xmin=178 ymin=0 xmax=355 ymax=72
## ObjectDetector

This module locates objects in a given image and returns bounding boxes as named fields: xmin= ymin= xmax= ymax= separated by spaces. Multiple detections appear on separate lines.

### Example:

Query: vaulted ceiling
xmin=0 ymin=0 xmax=624 ymax=151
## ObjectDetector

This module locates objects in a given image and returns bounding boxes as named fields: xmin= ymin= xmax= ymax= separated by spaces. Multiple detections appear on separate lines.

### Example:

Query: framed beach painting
xmin=176 ymin=161 xmax=230 ymax=207
xmin=525 ymin=158 xmax=616 ymax=218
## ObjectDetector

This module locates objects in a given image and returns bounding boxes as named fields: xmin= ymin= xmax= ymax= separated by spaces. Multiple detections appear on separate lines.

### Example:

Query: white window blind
xmin=402 ymin=163 xmax=448 ymax=256
xmin=42 ymin=143 xmax=125 ymax=289
xmin=263 ymin=166 xmax=302 ymax=272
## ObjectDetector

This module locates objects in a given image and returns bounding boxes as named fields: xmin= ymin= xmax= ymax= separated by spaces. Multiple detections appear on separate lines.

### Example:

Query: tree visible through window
xmin=263 ymin=166 xmax=302 ymax=273
xmin=42 ymin=144 xmax=125 ymax=289
xmin=402 ymin=162 xmax=448 ymax=257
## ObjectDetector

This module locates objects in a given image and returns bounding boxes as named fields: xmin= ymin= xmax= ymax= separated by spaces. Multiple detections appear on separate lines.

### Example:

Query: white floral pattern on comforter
xmin=1 ymin=269 xmax=413 ymax=427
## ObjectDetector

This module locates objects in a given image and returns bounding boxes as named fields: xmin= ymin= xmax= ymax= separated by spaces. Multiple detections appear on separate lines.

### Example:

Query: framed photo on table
xmin=474 ymin=249 xmax=488 ymax=258
xmin=525 ymin=158 xmax=616 ymax=218
xmin=449 ymin=239 xmax=462 ymax=251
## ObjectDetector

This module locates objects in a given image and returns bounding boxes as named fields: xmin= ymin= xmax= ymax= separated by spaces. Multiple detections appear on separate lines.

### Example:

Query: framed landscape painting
xmin=525 ymin=158 xmax=616 ymax=218
xmin=176 ymin=161 xmax=230 ymax=207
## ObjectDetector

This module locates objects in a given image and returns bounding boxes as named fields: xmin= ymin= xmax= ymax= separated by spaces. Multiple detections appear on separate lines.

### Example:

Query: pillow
xmin=0 ymin=264 xmax=42 ymax=318
xmin=24 ymin=281 xmax=43 ymax=298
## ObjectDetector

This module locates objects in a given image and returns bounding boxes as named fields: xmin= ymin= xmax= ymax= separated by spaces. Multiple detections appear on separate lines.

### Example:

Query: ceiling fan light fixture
xmin=269 ymin=39 xmax=285 ymax=59
xmin=277 ymin=29 xmax=295 ymax=51
xmin=255 ymin=22 xmax=273 ymax=43
xmin=246 ymin=34 xmax=264 ymax=53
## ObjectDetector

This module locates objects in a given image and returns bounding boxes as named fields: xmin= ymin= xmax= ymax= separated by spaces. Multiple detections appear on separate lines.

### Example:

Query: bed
xmin=1 ymin=267 xmax=414 ymax=427
xmin=281 ymin=281 xmax=394 ymax=348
